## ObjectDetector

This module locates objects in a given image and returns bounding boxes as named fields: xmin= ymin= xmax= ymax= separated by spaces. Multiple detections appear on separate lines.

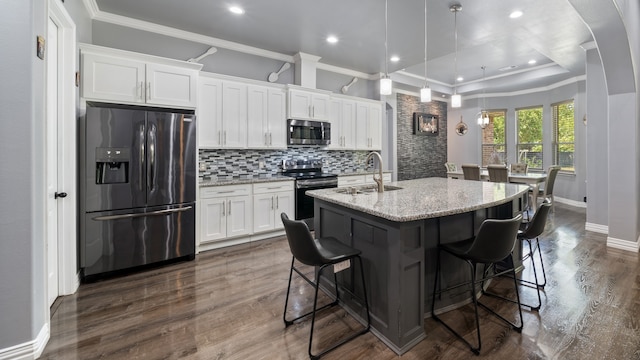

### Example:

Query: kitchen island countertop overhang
xmin=307 ymin=177 xmax=531 ymax=222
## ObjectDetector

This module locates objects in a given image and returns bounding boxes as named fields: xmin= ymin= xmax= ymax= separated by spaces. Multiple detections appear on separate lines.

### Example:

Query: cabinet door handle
xmin=276 ymin=195 xmax=279 ymax=209
xmin=222 ymin=201 xmax=225 ymax=216
xmin=146 ymin=82 xmax=150 ymax=101
xmin=308 ymin=105 xmax=312 ymax=118
xmin=228 ymin=200 xmax=231 ymax=215
xmin=312 ymin=106 xmax=315 ymax=118
xmin=271 ymin=196 xmax=274 ymax=210
xmin=265 ymin=133 xmax=268 ymax=145
xmin=269 ymin=133 xmax=272 ymax=145
xmin=224 ymin=131 xmax=227 ymax=145
xmin=218 ymin=131 xmax=222 ymax=145
xmin=139 ymin=81 xmax=144 ymax=100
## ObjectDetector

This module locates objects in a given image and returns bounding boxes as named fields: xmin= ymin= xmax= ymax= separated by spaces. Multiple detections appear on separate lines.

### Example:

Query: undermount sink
xmin=335 ymin=185 xmax=403 ymax=195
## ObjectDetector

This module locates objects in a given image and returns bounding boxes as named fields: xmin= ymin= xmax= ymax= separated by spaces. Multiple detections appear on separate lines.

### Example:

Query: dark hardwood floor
xmin=41 ymin=203 xmax=640 ymax=359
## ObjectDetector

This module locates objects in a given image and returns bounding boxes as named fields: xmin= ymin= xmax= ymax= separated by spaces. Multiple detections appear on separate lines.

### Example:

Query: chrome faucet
xmin=365 ymin=151 xmax=384 ymax=193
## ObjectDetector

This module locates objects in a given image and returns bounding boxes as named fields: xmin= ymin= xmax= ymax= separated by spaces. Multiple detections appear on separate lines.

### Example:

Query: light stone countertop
xmin=336 ymin=170 xmax=393 ymax=176
xmin=307 ymin=177 xmax=530 ymax=222
xmin=199 ymin=174 xmax=293 ymax=187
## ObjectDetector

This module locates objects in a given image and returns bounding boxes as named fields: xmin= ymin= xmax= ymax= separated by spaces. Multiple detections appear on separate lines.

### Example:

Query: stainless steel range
xmin=281 ymin=159 xmax=338 ymax=229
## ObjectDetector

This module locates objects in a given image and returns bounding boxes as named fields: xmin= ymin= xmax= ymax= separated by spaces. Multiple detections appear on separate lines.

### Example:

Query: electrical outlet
xmin=259 ymin=161 xmax=265 ymax=169
xmin=199 ymin=163 xmax=207 ymax=172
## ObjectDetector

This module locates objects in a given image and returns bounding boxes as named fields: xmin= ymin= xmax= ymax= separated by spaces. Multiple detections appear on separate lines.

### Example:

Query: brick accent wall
xmin=396 ymin=94 xmax=448 ymax=180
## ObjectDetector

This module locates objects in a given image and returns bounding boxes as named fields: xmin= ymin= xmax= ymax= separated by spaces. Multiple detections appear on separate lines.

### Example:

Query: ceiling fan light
xmin=380 ymin=77 xmax=393 ymax=95
xmin=451 ymin=93 xmax=461 ymax=108
xmin=420 ymin=87 xmax=432 ymax=102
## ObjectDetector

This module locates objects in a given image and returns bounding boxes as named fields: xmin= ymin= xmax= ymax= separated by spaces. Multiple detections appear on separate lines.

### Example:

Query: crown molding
xmin=485 ymin=75 xmax=586 ymax=97
xmin=82 ymin=0 xmax=99 ymax=18
xmin=316 ymin=63 xmax=378 ymax=81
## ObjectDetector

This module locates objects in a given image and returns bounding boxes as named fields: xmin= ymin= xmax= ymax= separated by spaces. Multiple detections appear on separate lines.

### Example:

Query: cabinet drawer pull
xmin=222 ymin=201 xmax=225 ymax=216
xmin=228 ymin=200 xmax=231 ymax=215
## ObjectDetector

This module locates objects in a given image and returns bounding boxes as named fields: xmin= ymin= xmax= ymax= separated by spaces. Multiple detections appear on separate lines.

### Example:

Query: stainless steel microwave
xmin=287 ymin=119 xmax=331 ymax=146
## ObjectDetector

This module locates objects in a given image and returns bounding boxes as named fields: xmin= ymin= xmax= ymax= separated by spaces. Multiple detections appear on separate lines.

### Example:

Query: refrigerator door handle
xmin=138 ymin=123 xmax=145 ymax=192
xmin=148 ymin=123 xmax=157 ymax=192
xmin=92 ymin=206 xmax=193 ymax=221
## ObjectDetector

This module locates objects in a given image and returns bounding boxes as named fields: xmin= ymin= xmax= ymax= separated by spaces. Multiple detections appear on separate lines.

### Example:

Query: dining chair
xmin=487 ymin=164 xmax=508 ymax=182
xmin=281 ymin=213 xmax=370 ymax=360
xmin=444 ymin=162 xmax=458 ymax=172
xmin=510 ymin=163 xmax=528 ymax=174
xmin=431 ymin=214 xmax=524 ymax=355
xmin=461 ymin=164 xmax=481 ymax=181
xmin=535 ymin=165 xmax=561 ymax=210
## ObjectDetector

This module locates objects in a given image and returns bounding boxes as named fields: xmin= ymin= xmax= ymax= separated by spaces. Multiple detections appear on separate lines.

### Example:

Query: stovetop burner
xmin=281 ymin=159 xmax=337 ymax=180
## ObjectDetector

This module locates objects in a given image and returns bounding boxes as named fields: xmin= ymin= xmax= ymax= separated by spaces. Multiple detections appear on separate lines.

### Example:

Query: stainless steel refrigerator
xmin=80 ymin=102 xmax=196 ymax=280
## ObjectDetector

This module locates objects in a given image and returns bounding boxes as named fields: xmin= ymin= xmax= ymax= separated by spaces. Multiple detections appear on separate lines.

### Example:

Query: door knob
xmin=55 ymin=192 xmax=67 ymax=199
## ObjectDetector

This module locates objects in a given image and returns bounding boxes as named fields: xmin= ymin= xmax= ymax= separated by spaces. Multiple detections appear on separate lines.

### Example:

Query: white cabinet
xmin=252 ymin=182 xmax=294 ymax=233
xmin=200 ymin=185 xmax=252 ymax=243
xmin=247 ymin=85 xmax=286 ymax=148
xmin=288 ymin=88 xmax=330 ymax=121
xmin=365 ymin=173 xmax=392 ymax=184
xmin=338 ymin=175 xmax=366 ymax=187
xmin=81 ymin=44 xmax=200 ymax=109
xmin=356 ymin=101 xmax=383 ymax=150
xmin=198 ymin=77 xmax=248 ymax=148
xmin=329 ymin=98 xmax=357 ymax=150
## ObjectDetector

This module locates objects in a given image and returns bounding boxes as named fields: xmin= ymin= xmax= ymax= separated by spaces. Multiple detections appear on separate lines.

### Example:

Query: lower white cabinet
xmin=200 ymin=185 xmax=252 ymax=243
xmin=253 ymin=182 xmax=294 ymax=233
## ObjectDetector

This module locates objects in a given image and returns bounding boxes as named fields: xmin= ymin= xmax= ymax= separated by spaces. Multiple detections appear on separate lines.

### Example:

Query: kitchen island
xmin=307 ymin=177 xmax=529 ymax=354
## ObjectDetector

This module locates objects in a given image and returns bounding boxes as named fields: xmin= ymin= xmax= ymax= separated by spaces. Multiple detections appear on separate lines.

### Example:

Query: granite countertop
xmin=307 ymin=177 xmax=529 ymax=222
xmin=199 ymin=174 xmax=293 ymax=187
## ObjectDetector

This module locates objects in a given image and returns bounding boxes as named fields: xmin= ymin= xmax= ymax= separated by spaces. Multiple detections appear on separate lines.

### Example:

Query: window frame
xmin=515 ymin=105 xmax=544 ymax=171
xmin=552 ymin=99 xmax=576 ymax=174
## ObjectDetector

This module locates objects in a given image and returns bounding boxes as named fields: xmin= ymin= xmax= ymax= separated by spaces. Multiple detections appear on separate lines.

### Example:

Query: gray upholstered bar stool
xmin=431 ymin=214 xmax=524 ymax=355
xmin=461 ymin=164 xmax=481 ymax=181
xmin=517 ymin=200 xmax=552 ymax=306
xmin=281 ymin=213 xmax=370 ymax=360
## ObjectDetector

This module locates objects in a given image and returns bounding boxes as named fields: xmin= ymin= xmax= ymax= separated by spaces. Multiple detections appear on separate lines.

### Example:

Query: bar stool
xmin=281 ymin=213 xmax=370 ymax=360
xmin=517 ymin=201 xmax=552 ymax=297
xmin=431 ymin=214 xmax=523 ymax=355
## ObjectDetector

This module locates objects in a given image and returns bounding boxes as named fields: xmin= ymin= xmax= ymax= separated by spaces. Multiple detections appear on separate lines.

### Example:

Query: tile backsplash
xmin=199 ymin=146 xmax=372 ymax=179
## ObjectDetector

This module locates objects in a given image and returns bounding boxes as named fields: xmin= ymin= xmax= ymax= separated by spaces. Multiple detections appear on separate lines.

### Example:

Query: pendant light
xmin=380 ymin=0 xmax=392 ymax=95
xmin=450 ymin=4 xmax=462 ymax=108
xmin=420 ymin=0 xmax=431 ymax=102
xmin=477 ymin=65 xmax=490 ymax=128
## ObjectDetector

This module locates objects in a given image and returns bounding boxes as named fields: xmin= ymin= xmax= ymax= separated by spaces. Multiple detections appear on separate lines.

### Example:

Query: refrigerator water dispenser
xmin=95 ymin=147 xmax=130 ymax=184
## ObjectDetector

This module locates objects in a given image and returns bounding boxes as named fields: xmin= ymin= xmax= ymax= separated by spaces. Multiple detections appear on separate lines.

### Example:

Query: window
xmin=516 ymin=106 xmax=543 ymax=170
xmin=552 ymin=100 xmax=575 ymax=172
xmin=481 ymin=110 xmax=506 ymax=167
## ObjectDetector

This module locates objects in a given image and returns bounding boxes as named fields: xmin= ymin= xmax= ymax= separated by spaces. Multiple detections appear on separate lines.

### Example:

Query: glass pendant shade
xmin=420 ymin=87 xmax=432 ymax=102
xmin=380 ymin=77 xmax=393 ymax=95
xmin=451 ymin=93 xmax=461 ymax=108
xmin=477 ymin=110 xmax=489 ymax=128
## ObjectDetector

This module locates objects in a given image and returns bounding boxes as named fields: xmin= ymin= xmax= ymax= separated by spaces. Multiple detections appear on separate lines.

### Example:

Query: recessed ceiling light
xmin=528 ymin=59 xmax=537 ymax=65
xmin=390 ymin=55 xmax=400 ymax=62
xmin=229 ymin=6 xmax=245 ymax=15
xmin=457 ymin=76 xmax=464 ymax=81
xmin=509 ymin=10 xmax=523 ymax=19
xmin=326 ymin=35 xmax=338 ymax=44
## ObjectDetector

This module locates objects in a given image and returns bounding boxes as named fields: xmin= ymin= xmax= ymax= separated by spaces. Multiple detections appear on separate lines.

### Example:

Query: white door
xmin=198 ymin=78 xmax=223 ymax=147
xmin=222 ymin=81 xmax=248 ymax=148
xmin=247 ymin=85 xmax=268 ymax=147
xmin=46 ymin=17 xmax=60 ymax=307
xmin=267 ymin=88 xmax=286 ymax=148
xmin=146 ymin=63 xmax=197 ymax=108
xmin=227 ymin=195 xmax=252 ymax=238
xmin=369 ymin=103 xmax=383 ymax=150
xmin=342 ymin=100 xmax=357 ymax=149
xmin=201 ymin=198 xmax=227 ymax=242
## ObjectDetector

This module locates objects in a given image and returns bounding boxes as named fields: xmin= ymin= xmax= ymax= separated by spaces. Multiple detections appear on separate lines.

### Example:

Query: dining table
xmin=446 ymin=170 xmax=547 ymax=206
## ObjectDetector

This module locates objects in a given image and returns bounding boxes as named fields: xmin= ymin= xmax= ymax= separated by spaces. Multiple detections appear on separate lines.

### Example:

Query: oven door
xmin=295 ymin=178 xmax=338 ymax=220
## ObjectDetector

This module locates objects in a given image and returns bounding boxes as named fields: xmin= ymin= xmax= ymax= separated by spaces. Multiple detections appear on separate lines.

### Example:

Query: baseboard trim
xmin=585 ymin=222 xmax=608 ymax=234
xmin=555 ymin=196 xmax=586 ymax=208
xmin=606 ymin=237 xmax=640 ymax=252
xmin=0 ymin=323 xmax=49 ymax=360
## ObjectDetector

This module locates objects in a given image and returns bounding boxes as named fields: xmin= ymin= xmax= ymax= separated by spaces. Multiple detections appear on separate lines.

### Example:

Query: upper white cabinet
xmin=80 ymin=44 xmax=201 ymax=109
xmin=329 ymin=97 xmax=357 ymax=150
xmin=288 ymin=87 xmax=331 ymax=121
xmin=356 ymin=100 xmax=383 ymax=150
xmin=198 ymin=76 xmax=248 ymax=149
xmin=247 ymin=85 xmax=287 ymax=149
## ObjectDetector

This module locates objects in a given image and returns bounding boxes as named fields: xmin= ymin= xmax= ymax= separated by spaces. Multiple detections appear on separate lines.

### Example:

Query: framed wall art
xmin=413 ymin=112 xmax=438 ymax=135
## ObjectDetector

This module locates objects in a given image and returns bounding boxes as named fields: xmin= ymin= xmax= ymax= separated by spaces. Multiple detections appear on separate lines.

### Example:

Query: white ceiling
xmin=93 ymin=0 xmax=593 ymax=94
